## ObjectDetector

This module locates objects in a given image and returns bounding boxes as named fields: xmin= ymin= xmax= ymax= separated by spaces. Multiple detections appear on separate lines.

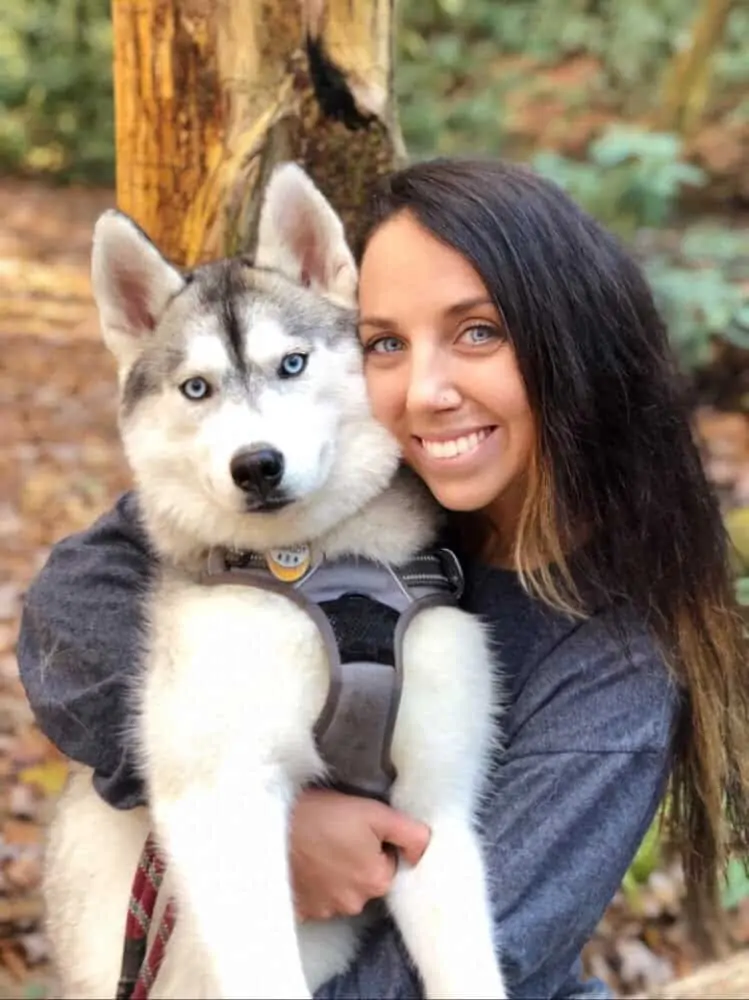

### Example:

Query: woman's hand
xmin=290 ymin=788 xmax=431 ymax=921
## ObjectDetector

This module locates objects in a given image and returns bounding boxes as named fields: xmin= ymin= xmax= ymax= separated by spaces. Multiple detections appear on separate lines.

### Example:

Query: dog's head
xmin=92 ymin=164 xmax=401 ymax=556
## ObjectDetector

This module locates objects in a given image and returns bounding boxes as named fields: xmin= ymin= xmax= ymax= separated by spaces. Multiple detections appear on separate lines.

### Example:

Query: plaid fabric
xmin=116 ymin=834 xmax=176 ymax=1000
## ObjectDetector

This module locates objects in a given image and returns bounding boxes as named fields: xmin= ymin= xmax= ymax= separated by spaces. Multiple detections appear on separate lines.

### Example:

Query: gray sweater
xmin=17 ymin=492 xmax=679 ymax=999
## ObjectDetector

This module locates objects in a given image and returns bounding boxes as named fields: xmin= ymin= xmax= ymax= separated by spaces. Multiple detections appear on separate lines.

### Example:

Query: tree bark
xmin=111 ymin=0 xmax=403 ymax=267
xmin=657 ymin=0 xmax=735 ymax=136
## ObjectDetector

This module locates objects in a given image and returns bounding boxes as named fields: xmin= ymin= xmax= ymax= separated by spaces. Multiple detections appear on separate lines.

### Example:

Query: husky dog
xmin=43 ymin=165 xmax=505 ymax=1000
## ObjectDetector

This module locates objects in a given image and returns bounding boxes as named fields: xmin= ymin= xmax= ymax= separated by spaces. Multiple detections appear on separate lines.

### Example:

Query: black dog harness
xmin=198 ymin=545 xmax=464 ymax=801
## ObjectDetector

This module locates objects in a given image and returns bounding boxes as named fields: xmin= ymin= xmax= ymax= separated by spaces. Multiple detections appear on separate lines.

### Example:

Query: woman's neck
xmin=449 ymin=512 xmax=516 ymax=570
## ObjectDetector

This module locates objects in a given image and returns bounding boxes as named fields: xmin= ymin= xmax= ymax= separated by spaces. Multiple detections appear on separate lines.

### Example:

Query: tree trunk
xmin=657 ymin=0 xmax=735 ymax=136
xmin=111 ymin=0 xmax=403 ymax=267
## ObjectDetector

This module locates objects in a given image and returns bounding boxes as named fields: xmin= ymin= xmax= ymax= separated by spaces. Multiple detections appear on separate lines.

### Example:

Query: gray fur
xmin=194 ymin=259 xmax=356 ymax=351
xmin=121 ymin=344 xmax=187 ymax=416
xmin=119 ymin=259 xmax=357 ymax=419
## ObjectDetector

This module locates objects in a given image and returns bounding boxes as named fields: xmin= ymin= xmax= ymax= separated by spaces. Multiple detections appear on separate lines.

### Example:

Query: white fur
xmin=44 ymin=164 xmax=507 ymax=1000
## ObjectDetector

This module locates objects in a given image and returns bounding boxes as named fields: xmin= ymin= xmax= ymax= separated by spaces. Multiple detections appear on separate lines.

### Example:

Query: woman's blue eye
xmin=368 ymin=336 xmax=403 ymax=354
xmin=279 ymin=352 xmax=308 ymax=378
xmin=180 ymin=377 xmax=212 ymax=401
xmin=464 ymin=325 xmax=499 ymax=345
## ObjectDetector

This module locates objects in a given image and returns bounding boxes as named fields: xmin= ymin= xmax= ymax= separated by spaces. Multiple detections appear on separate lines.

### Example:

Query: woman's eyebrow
xmin=359 ymin=297 xmax=496 ymax=330
xmin=443 ymin=296 xmax=495 ymax=318
xmin=357 ymin=316 xmax=396 ymax=330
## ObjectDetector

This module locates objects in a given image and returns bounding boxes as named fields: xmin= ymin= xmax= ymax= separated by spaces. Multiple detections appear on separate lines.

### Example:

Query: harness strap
xmin=207 ymin=548 xmax=464 ymax=600
xmin=312 ymin=590 xmax=458 ymax=801
xmin=198 ymin=547 xmax=463 ymax=801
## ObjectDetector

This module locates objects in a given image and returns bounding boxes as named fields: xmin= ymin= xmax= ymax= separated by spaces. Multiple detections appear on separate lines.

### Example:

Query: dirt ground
xmin=1 ymin=179 xmax=748 ymax=998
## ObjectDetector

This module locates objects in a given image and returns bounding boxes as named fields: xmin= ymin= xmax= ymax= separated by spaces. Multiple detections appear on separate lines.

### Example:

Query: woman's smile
xmin=358 ymin=210 xmax=534 ymax=522
xmin=412 ymin=425 xmax=499 ymax=470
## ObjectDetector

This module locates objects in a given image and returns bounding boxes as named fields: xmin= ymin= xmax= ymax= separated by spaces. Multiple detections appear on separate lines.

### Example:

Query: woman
xmin=17 ymin=158 xmax=748 ymax=999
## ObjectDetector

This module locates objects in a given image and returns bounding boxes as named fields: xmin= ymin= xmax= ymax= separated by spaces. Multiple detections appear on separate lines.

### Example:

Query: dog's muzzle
xmin=230 ymin=445 xmax=291 ymax=512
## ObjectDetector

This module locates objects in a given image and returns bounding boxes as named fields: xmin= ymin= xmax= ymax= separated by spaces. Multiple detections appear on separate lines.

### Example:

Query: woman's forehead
xmin=359 ymin=214 xmax=491 ymax=309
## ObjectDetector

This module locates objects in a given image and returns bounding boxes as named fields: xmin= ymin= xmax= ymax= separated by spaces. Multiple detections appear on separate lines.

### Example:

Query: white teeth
xmin=421 ymin=428 xmax=490 ymax=459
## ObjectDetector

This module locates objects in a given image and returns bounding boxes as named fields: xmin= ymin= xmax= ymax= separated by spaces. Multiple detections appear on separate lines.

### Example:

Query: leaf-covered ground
xmin=1 ymin=180 xmax=748 ymax=998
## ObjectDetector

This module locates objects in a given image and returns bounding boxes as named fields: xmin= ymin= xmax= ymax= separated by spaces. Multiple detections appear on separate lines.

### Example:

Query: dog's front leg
xmin=153 ymin=765 xmax=311 ymax=1000
xmin=387 ymin=812 xmax=507 ymax=1000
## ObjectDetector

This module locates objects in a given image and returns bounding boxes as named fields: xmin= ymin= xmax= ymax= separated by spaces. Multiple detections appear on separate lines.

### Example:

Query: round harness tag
xmin=265 ymin=544 xmax=311 ymax=583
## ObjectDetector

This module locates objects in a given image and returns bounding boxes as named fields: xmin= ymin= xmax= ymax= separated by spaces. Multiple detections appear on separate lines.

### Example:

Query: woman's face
xmin=358 ymin=211 xmax=535 ymax=531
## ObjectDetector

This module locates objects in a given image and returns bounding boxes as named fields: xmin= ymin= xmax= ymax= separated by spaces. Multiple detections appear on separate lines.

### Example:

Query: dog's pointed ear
xmin=255 ymin=163 xmax=357 ymax=307
xmin=91 ymin=210 xmax=185 ymax=361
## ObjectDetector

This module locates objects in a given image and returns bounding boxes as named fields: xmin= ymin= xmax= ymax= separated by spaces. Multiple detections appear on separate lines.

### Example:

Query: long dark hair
xmin=361 ymin=157 xmax=748 ymax=925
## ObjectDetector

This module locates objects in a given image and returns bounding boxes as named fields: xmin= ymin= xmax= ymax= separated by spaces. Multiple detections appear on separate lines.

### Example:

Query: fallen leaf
xmin=2 ymin=822 xmax=41 ymax=849
xmin=4 ymin=855 xmax=42 ymax=892
xmin=618 ymin=937 xmax=675 ymax=988
xmin=0 ymin=942 xmax=28 ymax=982
xmin=18 ymin=762 xmax=68 ymax=797
xmin=0 ymin=897 xmax=43 ymax=925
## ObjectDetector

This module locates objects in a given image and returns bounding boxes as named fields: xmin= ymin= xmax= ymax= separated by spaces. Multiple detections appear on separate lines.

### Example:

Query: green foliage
xmin=396 ymin=0 xmax=749 ymax=156
xmin=533 ymin=127 xmax=707 ymax=238
xmin=722 ymin=857 xmax=749 ymax=910
xmin=622 ymin=817 xmax=663 ymax=902
xmin=727 ymin=508 xmax=749 ymax=575
xmin=398 ymin=0 xmax=699 ymax=90
xmin=646 ymin=251 xmax=749 ymax=372
xmin=645 ymin=226 xmax=749 ymax=372
xmin=717 ymin=5 xmax=749 ymax=88
xmin=531 ymin=131 xmax=749 ymax=376
xmin=0 ymin=0 xmax=113 ymax=183
xmin=397 ymin=3 xmax=510 ymax=157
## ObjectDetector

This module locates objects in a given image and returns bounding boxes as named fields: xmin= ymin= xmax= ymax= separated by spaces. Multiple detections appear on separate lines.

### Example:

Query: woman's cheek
xmin=364 ymin=370 xmax=400 ymax=433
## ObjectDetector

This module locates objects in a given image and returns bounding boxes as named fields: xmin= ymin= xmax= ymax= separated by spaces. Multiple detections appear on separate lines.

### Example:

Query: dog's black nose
xmin=230 ymin=446 xmax=285 ymax=496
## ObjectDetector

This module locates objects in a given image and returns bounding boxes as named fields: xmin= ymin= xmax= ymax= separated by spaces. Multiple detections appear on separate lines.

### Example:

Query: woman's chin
xmin=421 ymin=477 xmax=504 ymax=514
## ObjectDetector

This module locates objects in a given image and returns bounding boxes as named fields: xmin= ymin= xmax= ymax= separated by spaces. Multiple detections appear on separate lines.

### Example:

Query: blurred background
xmin=0 ymin=0 xmax=748 ymax=996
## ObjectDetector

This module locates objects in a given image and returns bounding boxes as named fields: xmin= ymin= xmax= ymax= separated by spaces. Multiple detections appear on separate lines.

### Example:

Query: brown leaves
xmin=0 ymin=707 xmax=61 ymax=995
xmin=0 ymin=177 xmax=124 ymax=997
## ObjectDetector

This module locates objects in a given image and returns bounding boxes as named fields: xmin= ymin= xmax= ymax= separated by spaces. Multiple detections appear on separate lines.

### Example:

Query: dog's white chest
xmin=142 ymin=574 xmax=331 ymax=785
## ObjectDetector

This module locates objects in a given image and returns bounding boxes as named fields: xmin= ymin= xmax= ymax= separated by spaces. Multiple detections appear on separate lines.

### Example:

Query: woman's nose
xmin=406 ymin=352 xmax=462 ymax=414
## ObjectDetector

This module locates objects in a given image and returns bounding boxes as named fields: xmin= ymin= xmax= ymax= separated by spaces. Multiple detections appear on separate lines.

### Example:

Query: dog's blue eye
xmin=279 ymin=353 xmax=308 ymax=378
xmin=180 ymin=377 xmax=211 ymax=401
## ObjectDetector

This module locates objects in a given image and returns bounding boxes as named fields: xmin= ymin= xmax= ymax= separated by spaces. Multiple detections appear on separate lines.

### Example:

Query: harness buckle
xmin=436 ymin=547 xmax=465 ymax=602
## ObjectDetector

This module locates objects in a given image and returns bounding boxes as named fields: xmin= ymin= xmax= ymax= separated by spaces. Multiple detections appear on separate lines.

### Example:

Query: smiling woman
xmin=358 ymin=211 xmax=534 ymax=535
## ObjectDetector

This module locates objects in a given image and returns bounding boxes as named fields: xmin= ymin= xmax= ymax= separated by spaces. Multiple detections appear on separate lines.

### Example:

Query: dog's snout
xmin=230 ymin=446 xmax=285 ymax=496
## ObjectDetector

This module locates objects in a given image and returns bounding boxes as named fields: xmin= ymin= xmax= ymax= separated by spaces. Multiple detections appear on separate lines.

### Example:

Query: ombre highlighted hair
xmin=362 ymin=157 xmax=749 ymax=924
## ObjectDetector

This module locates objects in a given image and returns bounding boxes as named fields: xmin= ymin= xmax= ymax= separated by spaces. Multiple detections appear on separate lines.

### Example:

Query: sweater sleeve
xmin=16 ymin=492 xmax=152 ymax=809
xmin=314 ymin=612 xmax=680 ymax=1000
